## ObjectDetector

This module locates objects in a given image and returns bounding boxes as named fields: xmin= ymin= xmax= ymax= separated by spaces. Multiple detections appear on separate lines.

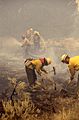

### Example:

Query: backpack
xmin=24 ymin=58 xmax=34 ymax=67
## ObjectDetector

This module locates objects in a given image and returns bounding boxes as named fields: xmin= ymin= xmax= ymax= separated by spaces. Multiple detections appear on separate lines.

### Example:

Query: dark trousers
xmin=25 ymin=67 xmax=37 ymax=86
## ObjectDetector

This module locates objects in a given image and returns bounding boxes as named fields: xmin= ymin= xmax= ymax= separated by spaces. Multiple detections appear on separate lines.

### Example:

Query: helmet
xmin=26 ymin=28 xmax=33 ymax=35
xmin=29 ymin=28 xmax=33 ymax=32
xmin=46 ymin=58 xmax=51 ymax=65
xmin=34 ymin=31 xmax=40 ymax=36
xmin=61 ymin=54 xmax=69 ymax=62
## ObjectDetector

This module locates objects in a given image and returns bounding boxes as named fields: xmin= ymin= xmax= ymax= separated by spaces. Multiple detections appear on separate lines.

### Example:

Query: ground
xmin=0 ymin=37 xmax=79 ymax=120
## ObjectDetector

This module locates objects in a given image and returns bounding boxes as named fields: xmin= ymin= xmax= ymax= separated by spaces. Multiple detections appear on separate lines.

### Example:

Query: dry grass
xmin=0 ymin=77 xmax=79 ymax=120
xmin=1 ymin=98 xmax=79 ymax=120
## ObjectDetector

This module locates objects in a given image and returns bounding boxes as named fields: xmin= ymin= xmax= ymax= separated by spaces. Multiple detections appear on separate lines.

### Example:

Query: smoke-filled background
xmin=0 ymin=0 xmax=79 ymax=92
xmin=0 ymin=0 xmax=79 ymax=39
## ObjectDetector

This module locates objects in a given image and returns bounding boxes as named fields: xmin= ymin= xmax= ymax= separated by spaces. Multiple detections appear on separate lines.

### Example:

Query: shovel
xmin=49 ymin=67 xmax=56 ymax=75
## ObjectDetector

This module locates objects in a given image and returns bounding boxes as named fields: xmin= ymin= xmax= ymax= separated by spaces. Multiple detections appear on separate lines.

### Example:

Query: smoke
xmin=0 ymin=0 xmax=77 ymax=39
xmin=0 ymin=0 xmax=79 ymax=77
xmin=0 ymin=37 xmax=25 ymax=69
xmin=76 ymin=0 xmax=79 ymax=11
xmin=0 ymin=37 xmax=22 ymax=56
xmin=70 ymin=0 xmax=79 ymax=38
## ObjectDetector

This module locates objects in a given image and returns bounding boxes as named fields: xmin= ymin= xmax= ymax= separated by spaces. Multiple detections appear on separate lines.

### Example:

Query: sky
xmin=0 ymin=0 xmax=78 ymax=39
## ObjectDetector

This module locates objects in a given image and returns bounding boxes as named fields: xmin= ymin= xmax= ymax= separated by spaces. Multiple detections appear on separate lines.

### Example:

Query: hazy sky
xmin=0 ymin=0 xmax=77 ymax=39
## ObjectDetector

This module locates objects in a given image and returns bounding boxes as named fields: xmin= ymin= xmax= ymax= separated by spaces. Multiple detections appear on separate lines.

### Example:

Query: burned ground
xmin=0 ymin=37 xmax=79 ymax=120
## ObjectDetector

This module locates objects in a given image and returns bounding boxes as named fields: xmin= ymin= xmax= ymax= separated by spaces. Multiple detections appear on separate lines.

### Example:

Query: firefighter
xmin=21 ymin=27 xmax=33 ymax=47
xmin=33 ymin=31 xmax=41 ymax=50
xmin=23 ymin=28 xmax=33 ymax=40
xmin=24 ymin=57 xmax=51 ymax=87
xmin=61 ymin=54 xmax=79 ymax=82
xmin=21 ymin=28 xmax=33 ymax=56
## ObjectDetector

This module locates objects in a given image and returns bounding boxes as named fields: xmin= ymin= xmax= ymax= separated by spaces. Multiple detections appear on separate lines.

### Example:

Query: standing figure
xmin=21 ymin=28 xmax=34 ymax=56
xmin=21 ymin=27 xmax=33 ymax=47
xmin=33 ymin=31 xmax=41 ymax=50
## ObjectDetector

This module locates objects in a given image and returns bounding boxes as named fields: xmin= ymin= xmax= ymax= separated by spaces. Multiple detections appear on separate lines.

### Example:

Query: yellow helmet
xmin=34 ymin=31 xmax=40 ymax=36
xmin=61 ymin=54 xmax=69 ymax=62
xmin=46 ymin=58 xmax=52 ymax=65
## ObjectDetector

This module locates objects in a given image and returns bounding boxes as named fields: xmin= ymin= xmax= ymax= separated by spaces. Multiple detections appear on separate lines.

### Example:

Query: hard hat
xmin=61 ymin=54 xmax=69 ymax=62
xmin=34 ymin=31 xmax=40 ymax=36
xmin=46 ymin=58 xmax=51 ymax=65
xmin=29 ymin=28 xmax=33 ymax=32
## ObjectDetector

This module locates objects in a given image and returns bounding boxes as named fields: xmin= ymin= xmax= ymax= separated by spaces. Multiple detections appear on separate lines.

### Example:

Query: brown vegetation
xmin=0 ymin=77 xmax=79 ymax=120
